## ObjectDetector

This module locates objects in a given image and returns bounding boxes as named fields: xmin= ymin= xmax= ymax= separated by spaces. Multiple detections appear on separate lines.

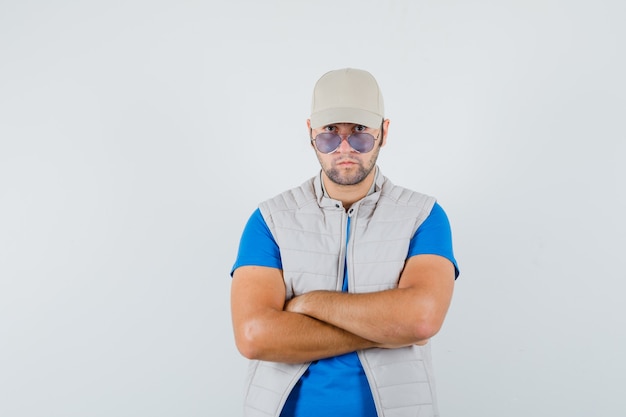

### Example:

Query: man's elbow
xmin=234 ymin=319 xmax=268 ymax=360
xmin=384 ymin=316 xmax=443 ymax=345
xmin=405 ymin=295 xmax=451 ymax=342
xmin=410 ymin=319 xmax=443 ymax=342
xmin=408 ymin=307 xmax=447 ymax=342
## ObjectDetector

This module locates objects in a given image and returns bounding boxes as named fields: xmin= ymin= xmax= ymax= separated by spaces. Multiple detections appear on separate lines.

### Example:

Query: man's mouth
xmin=336 ymin=159 xmax=358 ymax=166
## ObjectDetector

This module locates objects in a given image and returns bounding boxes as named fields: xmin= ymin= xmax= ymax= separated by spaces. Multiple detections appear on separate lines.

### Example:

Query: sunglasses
xmin=312 ymin=131 xmax=378 ymax=154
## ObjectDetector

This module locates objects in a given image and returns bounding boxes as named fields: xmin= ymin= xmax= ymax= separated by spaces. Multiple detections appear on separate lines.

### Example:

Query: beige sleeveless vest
xmin=243 ymin=169 xmax=439 ymax=417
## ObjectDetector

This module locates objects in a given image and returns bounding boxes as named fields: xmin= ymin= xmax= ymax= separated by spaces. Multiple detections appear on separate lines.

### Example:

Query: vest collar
xmin=314 ymin=166 xmax=384 ymax=208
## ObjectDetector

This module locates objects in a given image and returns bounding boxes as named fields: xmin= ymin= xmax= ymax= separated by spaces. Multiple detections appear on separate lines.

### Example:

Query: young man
xmin=231 ymin=68 xmax=459 ymax=417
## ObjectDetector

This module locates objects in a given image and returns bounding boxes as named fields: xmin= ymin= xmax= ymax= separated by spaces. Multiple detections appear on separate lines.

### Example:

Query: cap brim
xmin=310 ymin=108 xmax=382 ymax=129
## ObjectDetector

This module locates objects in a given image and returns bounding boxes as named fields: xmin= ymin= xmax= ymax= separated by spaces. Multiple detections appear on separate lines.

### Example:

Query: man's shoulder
xmin=260 ymin=176 xmax=318 ymax=213
xmin=378 ymin=176 xmax=436 ymax=209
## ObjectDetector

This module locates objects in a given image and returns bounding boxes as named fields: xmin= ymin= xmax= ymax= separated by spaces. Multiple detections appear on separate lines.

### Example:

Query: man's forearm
xmin=285 ymin=288 xmax=440 ymax=345
xmin=284 ymin=256 xmax=455 ymax=345
xmin=235 ymin=307 xmax=379 ymax=364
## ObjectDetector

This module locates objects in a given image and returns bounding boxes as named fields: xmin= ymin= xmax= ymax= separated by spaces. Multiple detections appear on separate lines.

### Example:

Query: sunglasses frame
xmin=311 ymin=122 xmax=384 ymax=154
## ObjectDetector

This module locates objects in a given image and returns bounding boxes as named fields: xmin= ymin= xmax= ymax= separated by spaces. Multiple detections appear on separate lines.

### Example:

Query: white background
xmin=1 ymin=1 xmax=624 ymax=416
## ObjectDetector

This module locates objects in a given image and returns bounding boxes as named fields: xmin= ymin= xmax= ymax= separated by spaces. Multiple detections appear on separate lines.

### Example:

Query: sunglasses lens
xmin=314 ymin=133 xmax=342 ymax=153
xmin=314 ymin=132 xmax=376 ymax=154
xmin=349 ymin=133 xmax=375 ymax=153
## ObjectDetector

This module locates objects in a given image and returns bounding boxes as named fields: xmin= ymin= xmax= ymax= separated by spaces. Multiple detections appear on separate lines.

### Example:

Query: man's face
xmin=308 ymin=121 xmax=387 ymax=186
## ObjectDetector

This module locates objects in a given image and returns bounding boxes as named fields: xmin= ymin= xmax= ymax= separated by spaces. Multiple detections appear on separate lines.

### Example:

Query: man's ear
xmin=381 ymin=119 xmax=390 ymax=147
xmin=307 ymin=119 xmax=315 ymax=148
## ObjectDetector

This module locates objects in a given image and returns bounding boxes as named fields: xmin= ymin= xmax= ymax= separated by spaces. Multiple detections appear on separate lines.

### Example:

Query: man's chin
xmin=326 ymin=170 xmax=368 ymax=186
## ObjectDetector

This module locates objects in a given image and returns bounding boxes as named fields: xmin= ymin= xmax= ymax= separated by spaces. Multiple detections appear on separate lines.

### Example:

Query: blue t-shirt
xmin=232 ymin=203 xmax=458 ymax=417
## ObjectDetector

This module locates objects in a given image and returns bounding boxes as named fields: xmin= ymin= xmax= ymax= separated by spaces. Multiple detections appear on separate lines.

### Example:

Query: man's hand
xmin=284 ymin=291 xmax=315 ymax=315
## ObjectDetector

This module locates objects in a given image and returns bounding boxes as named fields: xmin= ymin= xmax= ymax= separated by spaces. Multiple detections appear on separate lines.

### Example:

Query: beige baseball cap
xmin=310 ymin=68 xmax=384 ymax=129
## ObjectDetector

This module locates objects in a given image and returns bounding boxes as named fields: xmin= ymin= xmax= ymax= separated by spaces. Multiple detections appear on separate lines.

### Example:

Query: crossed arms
xmin=230 ymin=254 xmax=455 ymax=364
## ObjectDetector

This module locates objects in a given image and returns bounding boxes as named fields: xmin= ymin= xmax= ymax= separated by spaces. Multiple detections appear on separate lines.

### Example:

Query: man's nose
xmin=336 ymin=134 xmax=354 ymax=152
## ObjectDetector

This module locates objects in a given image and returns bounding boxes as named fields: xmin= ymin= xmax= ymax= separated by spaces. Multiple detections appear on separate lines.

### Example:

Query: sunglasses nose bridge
xmin=335 ymin=134 xmax=356 ymax=153
xmin=337 ymin=130 xmax=350 ymax=139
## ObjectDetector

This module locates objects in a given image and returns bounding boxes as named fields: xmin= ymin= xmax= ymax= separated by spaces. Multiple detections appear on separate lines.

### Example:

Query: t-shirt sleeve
xmin=408 ymin=202 xmax=460 ymax=278
xmin=230 ymin=208 xmax=282 ymax=276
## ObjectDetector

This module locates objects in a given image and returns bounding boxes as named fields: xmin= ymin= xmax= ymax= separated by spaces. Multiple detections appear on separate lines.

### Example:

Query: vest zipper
xmin=337 ymin=209 xmax=348 ymax=291
xmin=345 ymin=205 xmax=357 ymax=293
